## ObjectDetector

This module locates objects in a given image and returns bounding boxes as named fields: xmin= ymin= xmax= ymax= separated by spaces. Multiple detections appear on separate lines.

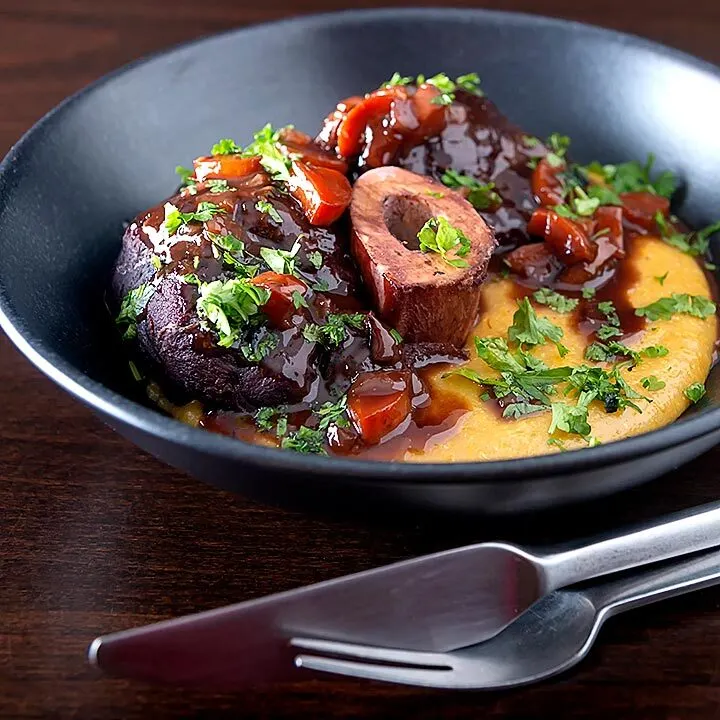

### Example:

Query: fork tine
xmin=294 ymin=653 xmax=451 ymax=688
xmin=290 ymin=637 xmax=450 ymax=669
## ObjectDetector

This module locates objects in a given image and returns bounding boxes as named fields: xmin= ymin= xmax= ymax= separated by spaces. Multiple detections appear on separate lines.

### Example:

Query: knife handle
xmin=583 ymin=547 xmax=720 ymax=616
xmin=541 ymin=500 xmax=720 ymax=590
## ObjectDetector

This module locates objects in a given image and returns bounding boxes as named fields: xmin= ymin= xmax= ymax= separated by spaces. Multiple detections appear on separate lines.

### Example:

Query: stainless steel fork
xmin=292 ymin=547 xmax=720 ymax=689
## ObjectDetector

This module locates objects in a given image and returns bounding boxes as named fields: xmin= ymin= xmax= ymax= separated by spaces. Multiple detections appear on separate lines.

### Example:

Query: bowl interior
xmin=2 ymin=8 xmax=720 ymax=465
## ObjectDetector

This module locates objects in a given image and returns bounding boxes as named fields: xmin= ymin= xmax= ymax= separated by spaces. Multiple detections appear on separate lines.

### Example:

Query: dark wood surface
xmin=3 ymin=1 xmax=720 ymax=717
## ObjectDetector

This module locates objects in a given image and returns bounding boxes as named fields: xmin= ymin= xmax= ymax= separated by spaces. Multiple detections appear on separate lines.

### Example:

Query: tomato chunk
xmin=336 ymin=94 xmax=395 ymax=158
xmin=503 ymin=243 xmax=557 ymax=283
xmin=593 ymin=206 xmax=625 ymax=257
xmin=347 ymin=370 xmax=412 ymax=446
xmin=250 ymin=272 xmax=307 ymax=328
xmin=531 ymin=158 xmax=566 ymax=207
xmin=289 ymin=160 xmax=352 ymax=226
xmin=528 ymin=208 xmax=596 ymax=264
xmin=620 ymin=191 xmax=670 ymax=232
xmin=193 ymin=154 xmax=263 ymax=183
xmin=280 ymin=128 xmax=349 ymax=174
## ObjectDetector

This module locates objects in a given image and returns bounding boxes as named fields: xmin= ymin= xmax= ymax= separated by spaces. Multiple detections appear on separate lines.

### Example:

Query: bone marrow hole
xmin=382 ymin=193 xmax=434 ymax=251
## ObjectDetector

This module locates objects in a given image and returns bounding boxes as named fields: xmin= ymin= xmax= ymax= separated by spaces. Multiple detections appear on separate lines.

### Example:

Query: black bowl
xmin=2 ymin=8 xmax=720 ymax=517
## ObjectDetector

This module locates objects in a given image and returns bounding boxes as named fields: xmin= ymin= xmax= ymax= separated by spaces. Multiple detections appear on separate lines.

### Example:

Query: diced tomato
xmin=528 ymin=208 xmax=596 ymax=264
xmin=347 ymin=370 xmax=412 ymax=446
xmin=336 ymin=94 xmax=396 ymax=158
xmin=531 ymin=158 xmax=566 ymax=207
xmin=250 ymin=272 xmax=307 ymax=328
xmin=410 ymin=83 xmax=448 ymax=138
xmin=620 ymin=191 xmax=670 ymax=232
xmin=193 ymin=154 xmax=263 ymax=183
xmin=280 ymin=128 xmax=349 ymax=174
xmin=503 ymin=243 xmax=557 ymax=283
xmin=593 ymin=206 xmax=625 ymax=257
xmin=289 ymin=160 xmax=352 ymax=226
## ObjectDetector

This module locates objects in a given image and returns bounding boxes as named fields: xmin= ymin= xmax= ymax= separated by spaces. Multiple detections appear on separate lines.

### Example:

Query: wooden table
xmin=3 ymin=1 xmax=720 ymax=717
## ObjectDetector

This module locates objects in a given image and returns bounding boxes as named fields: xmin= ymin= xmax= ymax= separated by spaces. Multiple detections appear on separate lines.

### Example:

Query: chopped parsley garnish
xmin=508 ymin=298 xmax=568 ymax=357
xmin=116 ymin=283 xmax=155 ymax=340
xmin=455 ymin=72 xmax=483 ymax=95
xmin=685 ymin=382 xmax=706 ymax=403
xmin=195 ymin=278 xmax=270 ymax=348
xmin=598 ymin=300 xmax=620 ymax=327
xmin=209 ymin=231 xmax=245 ymax=256
xmin=243 ymin=124 xmax=295 ymax=183
xmin=579 ymin=154 xmax=676 ymax=198
xmin=596 ymin=325 xmax=623 ymax=340
xmin=176 ymin=165 xmax=196 ymax=187
xmin=655 ymin=213 xmax=720 ymax=258
xmin=384 ymin=72 xmax=413 ymax=87
xmin=260 ymin=240 xmax=301 ymax=276
xmin=311 ymin=278 xmax=330 ymax=293
xmin=642 ymin=345 xmax=669 ymax=358
xmin=545 ymin=133 xmax=571 ymax=168
xmin=641 ymin=375 xmax=666 ymax=391
xmin=523 ymin=135 xmax=540 ymax=148
xmin=440 ymin=169 xmax=502 ymax=211
xmin=307 ymin=251 xmax=323 ymax=269
xmin=128 ymin=360 xmax=143 ymax=382
xmin=547 ymin=436 xmax=567 ymax=450
xmin=206 ymin=179 xmax=231 ymax=193
xmin=302 ymin=313 xmax=366 ymax=347
xmin=255 ymin=406 xmax=283 ymax=433
xmin=532 ymin=288 xmax=578 ymax=314
xmin=655 ymin=271 xmax=669 ymax=285
xmin=425 ymin=190 xmax=446 ymax=199
xmin=585 ymin=340 xmax=639 ymax=365
xmin=150 ymin=255 xmax=163 ymax=271
xmin=256 ymin=199 xmax=283 ymax=224
xmin=635 ymin=293 xmax=716 ymax=321
xmin=565 ymin=364 xmax=647 ymax=415
xmin=582 ymin=287 xmax=597 ymax=299
xmin=281 ymin=426 xmax=327 ymax=455
xmin=291 ymin=290 xmax=308 ymax=309
xmin=389 ymin=328 xmax=403 ymax=344
xmin=164 ymin=201 xmax=226 ymax=236
xmin=417 ymin=216 xmax=471 ymax=268
xmin=211 ymin=138 xmax=243 ymax=155
xmin=424 ymin=72 xmax=458 ymax=105
xmin=586 ymin=184 xmax=623 ymax=206
xmin=316 ymin=395 xmax=350 ymax=431
xmin=240 ymin=332 xmax=278 ymax=363
xmin=550 ymin=401 xmax=591 ymax=437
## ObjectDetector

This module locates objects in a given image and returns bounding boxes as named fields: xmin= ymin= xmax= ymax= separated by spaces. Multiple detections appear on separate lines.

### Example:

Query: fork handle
xmin=542 ymin=500 xmax=720 ymax=591
xmin=584 ymin=547 xmax=720 ymax=616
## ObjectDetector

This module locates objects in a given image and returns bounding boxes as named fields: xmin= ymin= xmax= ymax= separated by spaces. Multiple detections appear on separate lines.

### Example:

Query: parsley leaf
xmin=545 ymin=133 xmax=571 ymax=168
xmin=291 ymin=290 xmax=308 ymax=309
xmin=240 ymin=332 xmax=278 ymax=362
xmin=635 ymin=293 xmax=716 ymax=321
xmin=425 ymin=72 xmax=457 ymax=105
xmin=116 ymin=284 xmax=155 ymax=340
xmin=307 ymin=251 xmax=323 ymax=269
xmin=589 ymin=154 xmax=677 ymax=198
xmin=586 ymin=184 xmax=623 ymax=206
xmin=195 ymin=278 xmax=270 ymax=348
xmin=655 ymin=271 xmax=669 ymax=285
xmin=281 ymin=426 xmax=327 ymax=455
xmin=455 ymin=72 xmax=483 ymax=96
xmin=256 ymin=199 xmax=283 ymax=224
xmin=211 ymin=138 xmax=243 ymax=155
xmin=316 ymin=395 xmax=350 ymax=431
xmin=206 ymin=179 xmax=231 ymax=193
xmin=164 ymin=201 xmax=226 ymax=236
xmin=532 ymin=288 xmax=578 ymax=314
xmin=655 ymin=212 xmax=720 ymax=258
xmin=641 ymin=375 xmax=666 ymax=391
xmin=685 ymin=382 xmax=706 ymax=403
xmin=384 ymin=72 xmax=413 ymax=87
xmin=302 ymin=313 xmax=366 ymax=347
xmin=550 ymin=401 xmax=591 ymax=437
xmin=440 ymin=169 xmax=501 ymax=210
xmin=585 ymin=340 xmax=639 ymax=365
xmin=243 ymin=124 xmax=294 ymax=183
xmin=508 ymin=298 xmax=568 ymax=356
xmin=582 ymin=287 xmax=597 ymax=299
xmin=641 ymin=345 xmax=669 ymax=358
xmin=176 ymin=165 xmax=195 ymax=187
xmin=417 ymin=216 xmax=471 ymax=268
xmin=260 ymin=240 xmax=301 ymax=276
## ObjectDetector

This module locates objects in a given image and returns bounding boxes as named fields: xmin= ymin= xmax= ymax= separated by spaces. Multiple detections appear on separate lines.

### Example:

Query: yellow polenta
xmin=408 ymin=237 xmax=716 ymax=462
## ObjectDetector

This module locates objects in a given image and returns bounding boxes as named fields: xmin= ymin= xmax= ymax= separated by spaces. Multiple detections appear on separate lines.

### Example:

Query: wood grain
xmin=2 ymin=1 xmax=720 ymax=717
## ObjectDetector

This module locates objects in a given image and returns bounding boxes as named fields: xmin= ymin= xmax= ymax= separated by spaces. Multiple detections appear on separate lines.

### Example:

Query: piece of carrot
xmin=620 ymin=191 xmax=670 ymax=232
xmin=527 ymin=207 xmax=596 ymax=264
xmin=193 ymin=154 xmax=263 ymax=183
xmin=250 ymin=272 xmax=307 ymax=328
xmin=289 ymin=161 xmax=352 ymax=226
